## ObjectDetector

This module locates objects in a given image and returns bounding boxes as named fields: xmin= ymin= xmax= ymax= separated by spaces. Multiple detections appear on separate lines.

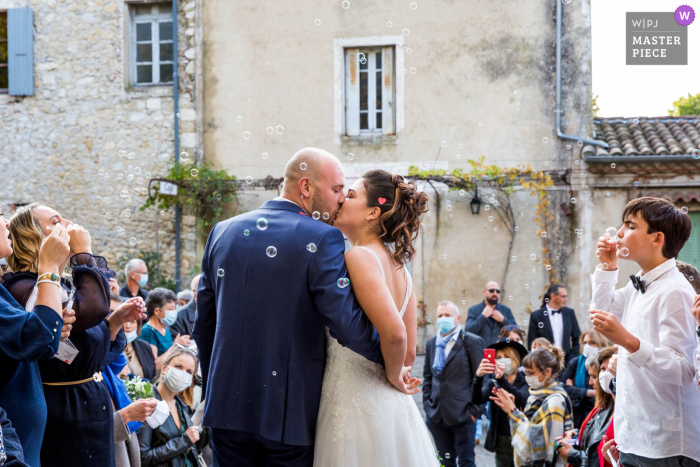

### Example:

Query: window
xmin=679 ymin=211 xmax=700 ymax=269
xmin=0 ymin=12 xmax=7 ymax=93
xmin=344 ymin=46 xmax=395 ymax=136
xmin=130 ymin=3 xmax=173 ymax=86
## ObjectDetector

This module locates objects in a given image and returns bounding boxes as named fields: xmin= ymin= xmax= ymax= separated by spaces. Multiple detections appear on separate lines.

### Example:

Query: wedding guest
xmin=466 ymin=281 xmax=517 ymax=346
xmin=498 ymin=325 xmax=525 ymax=345
xmin=531 ymin=337 xmax=552 ymax=350
xmin=170 ymin=275 xmax=200 ymax=338
xmin=527 ymin=284 xmax=581 ymax=366
xmin=0 ymin=217 xmax=71 ymax=467
xmin=139 ymin=347 xmax=210 ymax=466
xmin=599 ymin=353 xmax=619 ymax=467
xmin=3 ymin=204 xmax=146 ymax=467
xmin=561 ymin=330 xmax=608 ymax=428
xmin=424 ymin=300 xmax=485 ymax=467
xmin=176 ymin=290 xmax=193 ymax=308
xmin=141 ymin=288 xmax=190 ymax=369
xmin=121 ymin=259 xmax=149 ymax=301
xmin=557 ymin=346 xmax=617 ymax=467
xmin=472 ymin=337 xmax=529 ymax=467
xmin=590 ymin=197 xmax=700 ymax=466
xmin=491 ymin=345 xmax=574 ymax=467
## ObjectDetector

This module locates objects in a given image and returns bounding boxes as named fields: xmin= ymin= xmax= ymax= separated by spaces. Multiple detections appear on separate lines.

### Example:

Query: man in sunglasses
xmin=465 ymin=281 xmax=517 ymax=346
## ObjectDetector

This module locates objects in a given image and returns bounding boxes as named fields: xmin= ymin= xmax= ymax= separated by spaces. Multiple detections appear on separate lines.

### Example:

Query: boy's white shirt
xmin=590 ymin=258 xmax=700 ymax=462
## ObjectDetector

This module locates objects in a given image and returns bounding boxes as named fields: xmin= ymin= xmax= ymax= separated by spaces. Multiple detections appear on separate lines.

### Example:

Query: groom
xmin=193 ymin=148 xmax=384 ymax=466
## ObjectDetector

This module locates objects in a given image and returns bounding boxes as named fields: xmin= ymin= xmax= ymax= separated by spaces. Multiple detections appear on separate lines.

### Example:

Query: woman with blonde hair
xmin=2 ymin=203 xmax=146 ymax=467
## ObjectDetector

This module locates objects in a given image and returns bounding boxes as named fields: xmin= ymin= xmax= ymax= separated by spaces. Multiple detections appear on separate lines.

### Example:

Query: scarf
xmin=104 ymin=353 xmax=142 ymax=434
xmin=575 ymin=354 xmax=588 ymax=389
xmin=432 ymin=329 xmax=458 ymax=373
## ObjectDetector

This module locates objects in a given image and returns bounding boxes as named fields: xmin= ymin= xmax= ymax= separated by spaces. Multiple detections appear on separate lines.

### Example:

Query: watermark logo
xmin=626 ymin=11 xmax=688 ymax=65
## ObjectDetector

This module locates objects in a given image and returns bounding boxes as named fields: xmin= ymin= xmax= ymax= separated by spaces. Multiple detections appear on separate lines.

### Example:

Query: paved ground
xmin=411 ymin=354 xmax=497 ymax=467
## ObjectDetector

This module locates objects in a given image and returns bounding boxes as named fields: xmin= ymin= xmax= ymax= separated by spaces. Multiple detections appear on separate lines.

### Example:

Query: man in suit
xmin=527 ymin=284 xmax=581 ymax=365
xmin=465 ymin=281 xmax=517 ymax=346
xmin=424 ymin=300 xmax=485 ymax=467
xmin=170 ymin=274 xmax=200 ymax=338
xmin=193 ymin=148 xmax=383 ymax=467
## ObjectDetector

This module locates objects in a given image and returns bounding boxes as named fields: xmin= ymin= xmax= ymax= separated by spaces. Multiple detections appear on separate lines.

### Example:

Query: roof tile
xmin=593 ymin=117 xmax=700 ymax=156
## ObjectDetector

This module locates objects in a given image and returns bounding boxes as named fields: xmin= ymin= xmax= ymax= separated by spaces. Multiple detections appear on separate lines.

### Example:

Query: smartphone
xmin=484 ymin=349 xmax=496 ymax=366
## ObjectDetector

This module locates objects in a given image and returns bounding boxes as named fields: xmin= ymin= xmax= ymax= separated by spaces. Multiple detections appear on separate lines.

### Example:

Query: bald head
xmin=283 ymin=148 xmax=340 ymax=192
xmin=483 ymin=281 xmax=500 ymax=305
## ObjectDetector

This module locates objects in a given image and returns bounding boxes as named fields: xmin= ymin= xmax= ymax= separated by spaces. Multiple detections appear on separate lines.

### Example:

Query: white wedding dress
xmin=313 ymin=246 xmax=439 ymax=467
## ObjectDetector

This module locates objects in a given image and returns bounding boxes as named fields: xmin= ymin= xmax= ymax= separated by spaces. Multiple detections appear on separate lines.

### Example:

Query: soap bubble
xmin=98 ymin=169 xmax=105 ymax=176
xmin=410 ymin=67 xmax=416 ymax=74
xmin=387 ymin=21 xmax=393 ymax=27
xmin=266 ymin=127 xmax=274 ymax=134
xmin=266 ymin=246 xmax=277 ymax=257
xmin=357 ymin=53 xmax=366 ymax=62
xmin=160 ymin=210 xmax=165 ymax=216
xmin=571 ymin=198 xmax=576 ymax=203
xmin=611 ymin=163 xmax=616 ymax=168
xmin=512 ymin=256 xmax=517 ymax=261
xmin=681 ymin=206 xmax=689 ymax=214
xmin=118 ymin=150 xmax=127 ymax=157
xmin=488 ymin=216 xmax=493 ymax=221
xmin=245 ymin=176 xmax=254 ymax=184
xmin=129 ymin=237 xmax=137 ymax=246
xmin=191 ymin=169 xmax=198 ymax=177
xmin=312 ymin=212 xmax=321 ymax=220
xmin=410 ymin=2 xmax=417 ymax=9
xmin=347 ymin=153 xmax=355 ymax=160
xmin=441 ymin=141 xmax=447 ymax=147
xmin=530 ymin=254 xmax=536 ymax=260
xmin=538 ymin=322 xmax=544 ymax=329
xmin=262 ymin=153 xmax=268 ymax=160
xmin=542 ymin=137 xmax=548 ymax=144
xmin=575 ymin=160 xmax=580 ymax=165
xmin=300 ymin=162 xmax=308 ymax=170
xmin=462 ymin=300 xmax=467 ymax=305
xmin=525 ymin=284 xmax=530 ymax=289
xmin=443 ymin=254 xmax=447 ymax=260
xmin=307 ymin=243 xmax=317 ymax=253
xmin=546 ymin=265 xmax=552 ymax=271
xmin=458 ymin=143 xmax=463 ymax=149
xmin=605 ymin=227 xmax=618 ymax=240
xmin=633 ymin=118 xmax=639 ymax=125
xmin=336 ymin=164 xmax=343 ymax=172
xmin=566 ymin=144 xmax=571 ymax=149
xmin=256 ymin=218 xmax=269 ymax=231
xmin=127 ymin=174 xmax=135 ymax=181
xmin=322 ymin=212 xmax=330 ymax=220
xmin=445 ymin=454 xmax=451 ymax=459
xmin=244 ymin=230 xmax=250 ymax=236
xmin=127 ymin=152 xmax=136 ymax=159
xmin=514 ymin=226 xmax=519 ymax=231
xmin=179 ymin=152 xmax=189 ymax=161
xmin=116 ymin=173 xmax=123 ymax=180
xmin=128 ymin=165 xmax=134 ymax=172
xmin=243 ymin=131 xmax=251 ymax=139
xmin=216 ymin=194 xmax=222 ymax=201
xmin=693 ymin=149 xmax=700 ymax=160
xmin=342 ymin=0 xmax=350 ymax=8
xmin=314 ymin=18 xmax=321 ymax=25
xmin=134 ymin=167 xmax=142 ymax=174
xmin=217 ymin=269 xmax=225 ymax=277
xmin=459 ymin=190 xmax=466 ymax=196
xmin=141 ymin=187 xmax=148 ymax=194
xmin=446 ymin=205 xmax=453 ymax=211
xmin=577 ymin=140 xmax=583 ymax=147
xmin=145 ymin=172 xmax=151 ymax=178
xmin=402 ymin=28 xmax=410 ymax=36
xmin=541 ymin=231 xmax=547 ymax=237
xmin=620 ymin=247 xmax=630 ymax=257
xmin=603 ymin=263 xmax=609 ymax=269
xmin=484 ymin=205 xmax=490 ymax=211
xmin=596 ymin=251 xmax=602 ymax=257
xmin=690 ymin=276 xmax=695 ymax=281
xmin=337 ymin=278 xmax=350 ymax=288
xmin=236 ymin=116 xmax=242 ymax=122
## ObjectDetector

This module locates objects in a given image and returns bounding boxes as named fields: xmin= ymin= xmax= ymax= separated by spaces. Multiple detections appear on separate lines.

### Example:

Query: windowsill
xmin=125 ymin=84 xmax=174 ymax=99
xmin=341 ymin=134 xmax=399 ymax=146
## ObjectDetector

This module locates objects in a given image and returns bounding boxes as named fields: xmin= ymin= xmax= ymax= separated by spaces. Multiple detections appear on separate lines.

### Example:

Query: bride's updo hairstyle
xmin=362 ymin=170 xmax=429 ymax=265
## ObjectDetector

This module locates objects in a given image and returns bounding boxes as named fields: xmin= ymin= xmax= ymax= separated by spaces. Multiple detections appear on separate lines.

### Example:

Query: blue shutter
xmin=8 ymin=8 xmax=33 ymax=96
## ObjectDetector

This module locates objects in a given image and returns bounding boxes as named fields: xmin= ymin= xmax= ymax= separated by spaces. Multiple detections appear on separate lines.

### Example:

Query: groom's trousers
xmin=211 ymin=428 xmax=314 ymax=467
xmin=426 ymin=418 xmax=477 ymax=467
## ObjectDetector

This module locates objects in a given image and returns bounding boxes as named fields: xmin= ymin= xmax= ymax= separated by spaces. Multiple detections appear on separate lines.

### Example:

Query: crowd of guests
xmin=0 ymin=203 xmax=210 ymax=467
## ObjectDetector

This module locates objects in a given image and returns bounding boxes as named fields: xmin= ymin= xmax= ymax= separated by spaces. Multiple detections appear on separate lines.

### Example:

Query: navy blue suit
xmin=193 ymin=200 xmax=383 ymax=465
xmin=465 ymin=302 xmax=516 ymax=346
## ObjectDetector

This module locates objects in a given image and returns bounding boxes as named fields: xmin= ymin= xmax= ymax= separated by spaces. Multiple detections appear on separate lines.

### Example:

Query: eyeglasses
xmin=488 ymin=289 xmax=501 ymax=294
xmin=502 ymin=325 xmax=521 ymax=332
xmin=175 ymin=343 xmax=198 ymax=356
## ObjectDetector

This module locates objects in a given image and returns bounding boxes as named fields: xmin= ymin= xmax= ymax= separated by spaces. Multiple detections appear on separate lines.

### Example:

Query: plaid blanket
xmin=508 ymin=382 xmax=573 ymax=467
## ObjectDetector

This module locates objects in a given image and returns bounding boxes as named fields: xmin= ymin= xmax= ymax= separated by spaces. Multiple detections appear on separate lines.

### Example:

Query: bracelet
xmin=38 ymin=272 xmax=60 ymax=282
xmin=37 ymin=280 xmax=62 ymax=288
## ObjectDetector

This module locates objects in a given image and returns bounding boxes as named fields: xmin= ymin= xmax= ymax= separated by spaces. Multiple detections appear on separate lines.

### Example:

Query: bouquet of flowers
xmin=125 ymin=376 xmax=154 ymax=402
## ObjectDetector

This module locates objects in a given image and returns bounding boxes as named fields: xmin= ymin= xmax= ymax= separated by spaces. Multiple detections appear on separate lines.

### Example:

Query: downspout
xmin=555 ymin=0 xmax=609 ymax=149
xmin=172 ymin=0 xmax=181 ymax=290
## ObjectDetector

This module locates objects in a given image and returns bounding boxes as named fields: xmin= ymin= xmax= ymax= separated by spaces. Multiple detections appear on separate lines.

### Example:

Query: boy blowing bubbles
xmin=589 ymin=197 xmax=700 ymax=467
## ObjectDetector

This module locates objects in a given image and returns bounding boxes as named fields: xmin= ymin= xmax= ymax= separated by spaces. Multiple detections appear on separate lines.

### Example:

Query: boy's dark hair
xmin=145 ymin=287 xmax=177 ymax=318
xmin=622 ymin=197 xmax=691 ymax=259
xmin=676 ymin=261 xmax=700 ymax=294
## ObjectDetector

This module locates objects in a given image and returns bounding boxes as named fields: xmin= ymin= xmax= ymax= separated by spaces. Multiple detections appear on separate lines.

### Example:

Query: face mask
xmin=599 ymin=371 xmax=614 ymax=394
xmin=496 ymin=357 xmax=512 ymax=375
xmin=163 ymin=366 xmax=193 ymax=393
xmin=161 ymin=308 xmax=178 ymax=327
xmin=437 ymin=317 xmax=457 ymax=335
xmin=138 ymin=273 xmax=149 ymax=287
xmin=526 ymin=373 xmax=546 ymax=390
xmin=125 ymin=330 xmax=138 ymax=344
xmin=582 ymin=344 xmax=598 ymax=358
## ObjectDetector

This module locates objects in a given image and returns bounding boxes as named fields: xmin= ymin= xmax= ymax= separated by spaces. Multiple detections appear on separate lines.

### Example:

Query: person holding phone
xmin=423 ymin=300 xmax=485 ymax=467
xmin=472 ymin=337 xmax=529 ymax=467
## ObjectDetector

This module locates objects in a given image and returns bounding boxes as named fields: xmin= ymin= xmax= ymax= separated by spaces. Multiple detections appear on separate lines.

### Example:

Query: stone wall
xmin=0 ymin=0 xmax=202 ymax=290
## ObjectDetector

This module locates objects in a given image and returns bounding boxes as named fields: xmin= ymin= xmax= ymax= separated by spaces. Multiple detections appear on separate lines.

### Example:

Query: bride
xmin=314 ymin=170 xmax=439 ymax=466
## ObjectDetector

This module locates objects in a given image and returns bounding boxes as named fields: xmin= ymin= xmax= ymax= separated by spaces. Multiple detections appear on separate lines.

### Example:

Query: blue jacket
xmin=193 ymin=200 xmax=383 ymax=447
xmin=465 ymin=301 xmax=516 ymax=346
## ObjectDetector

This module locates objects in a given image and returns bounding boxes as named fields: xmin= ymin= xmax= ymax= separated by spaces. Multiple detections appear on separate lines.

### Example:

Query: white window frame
xmin=334 ymin=35 xmax=405 ymax=144
xmin=130 ymin=5 xmax=173 ymax=87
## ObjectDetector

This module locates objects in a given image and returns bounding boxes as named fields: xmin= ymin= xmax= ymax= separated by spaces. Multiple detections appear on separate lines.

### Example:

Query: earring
xmin=366 ymin=219 xmax=370 ymax=227
xmin=301 ymin=195 xmax=304 ymax=199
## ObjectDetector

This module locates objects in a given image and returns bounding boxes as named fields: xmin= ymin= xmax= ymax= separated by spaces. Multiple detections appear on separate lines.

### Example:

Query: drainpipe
xmin=172 ymin=0 xmax=181 ymax=290
xmin=555 ymin=0 xmax=609 ymax=149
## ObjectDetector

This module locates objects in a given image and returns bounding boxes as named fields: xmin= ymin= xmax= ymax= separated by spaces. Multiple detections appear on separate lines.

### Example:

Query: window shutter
xmin=381 ymin=46 xmax=394 ymax=135
xmin=679 ymin=212 xmax=700 ymax=269
xmin=345 ymin=48 xmax=360 ymax=136
xmin=8 ymin=8 xmax=34 ymax=96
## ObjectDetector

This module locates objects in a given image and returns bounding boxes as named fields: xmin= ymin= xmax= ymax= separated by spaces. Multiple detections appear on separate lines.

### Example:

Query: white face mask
xmin=582 ymin=344 xmax=598 ymax=358
xmin=599 ymin=371 xmax=614 ymax=394
xmin=496 ymin=357 xmax=513 ymax=375
xmin=526 ymin=373 xmax=546 ymax=390
xmin=125 ymin=330 xmax=138 ymax=344
xmin=163 ymin=366 xmax=193 ymax=393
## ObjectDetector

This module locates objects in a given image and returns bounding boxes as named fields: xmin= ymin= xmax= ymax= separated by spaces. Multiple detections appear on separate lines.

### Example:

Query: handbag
xmin=197 ymin=453 xmax=207 ymax=467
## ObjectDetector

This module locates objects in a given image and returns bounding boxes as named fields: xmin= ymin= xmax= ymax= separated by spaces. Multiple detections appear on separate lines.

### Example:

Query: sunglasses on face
xmin=488 ymin=289 xmax=501 ymax=294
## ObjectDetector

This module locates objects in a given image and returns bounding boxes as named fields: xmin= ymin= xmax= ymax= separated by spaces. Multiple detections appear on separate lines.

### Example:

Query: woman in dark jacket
xmin=3 ymin=204 xmax=146 ymax=467
xmin=121 ymin=318 xmax=157 ymax=382
xmin=139 ymin=347 xmax=209 ymax=467
xmin=561 ymin=330 xmax=608 ymax=429
xmin=472 ymin=338 xmax=530 ymax=467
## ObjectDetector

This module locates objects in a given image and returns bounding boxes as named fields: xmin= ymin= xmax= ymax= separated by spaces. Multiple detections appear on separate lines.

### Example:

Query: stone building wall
xmin=0 ymin=0 xmax=203 ymax=290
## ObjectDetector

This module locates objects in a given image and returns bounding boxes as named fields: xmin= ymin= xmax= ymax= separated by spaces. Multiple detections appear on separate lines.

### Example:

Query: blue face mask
xmin=161 ymin=308 xmax=178 ymax=327
xmin=125 ymin=330 xmax=138 ymax=344
xmin=138 ymin=273 xmax=149 ymax=287
xmin=437 ymin=317 xmax=457 ymax=335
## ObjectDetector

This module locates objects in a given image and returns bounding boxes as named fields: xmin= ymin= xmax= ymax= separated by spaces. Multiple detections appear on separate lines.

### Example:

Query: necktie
xmin=630 ymin=275 xmax=646 ymax=294
xmin=550 ymin=309 xmax=562 ymax=315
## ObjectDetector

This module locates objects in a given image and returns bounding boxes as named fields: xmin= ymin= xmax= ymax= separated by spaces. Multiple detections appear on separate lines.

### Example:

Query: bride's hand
xmin=391 ymin=366 xmax=421 ymax=395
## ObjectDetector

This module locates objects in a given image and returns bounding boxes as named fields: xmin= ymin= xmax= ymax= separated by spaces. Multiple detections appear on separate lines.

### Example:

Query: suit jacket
xmin=465 ymin=302 xmax=516 ymax=346
xmin=422 ymin=330 xmax=485 ymax=426
xmin=132 ymin=338 xmax=157 ymax=382
xmin=192 ymin=200 xmax=383 ymax=446
xmin=527 ymin=306 xmax=581 ymax=364
xmin=169 ymin=299 xmax=196 ymax=338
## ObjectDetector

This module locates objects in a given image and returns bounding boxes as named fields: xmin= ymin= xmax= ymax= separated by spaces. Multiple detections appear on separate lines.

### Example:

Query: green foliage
xmin=117 ymin=249 xmax=176 ymax=291
xmin=668 ymin=93 xmax=700 ymax=116
xmin=592 ymin=94 xmax=600 ymax=118
xmin=141 ymin=161 xmax=238 ymax=233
